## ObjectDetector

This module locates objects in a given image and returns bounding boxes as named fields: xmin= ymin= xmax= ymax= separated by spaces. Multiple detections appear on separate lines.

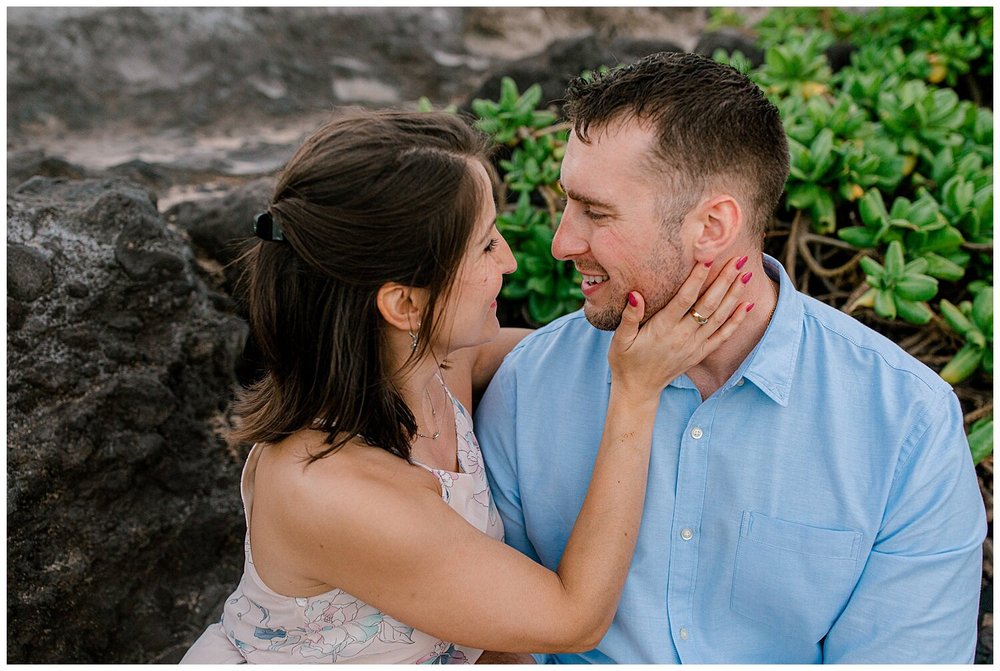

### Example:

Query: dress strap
xmin=240 ymin=444 xmax=265 ymax=530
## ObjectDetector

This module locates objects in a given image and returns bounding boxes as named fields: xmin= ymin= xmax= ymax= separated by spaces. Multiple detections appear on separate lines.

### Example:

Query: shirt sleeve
xmin=476 ymin=360 xmax=553 ymax=665
xmin=822 ymin=389 xmax=986 ymax=663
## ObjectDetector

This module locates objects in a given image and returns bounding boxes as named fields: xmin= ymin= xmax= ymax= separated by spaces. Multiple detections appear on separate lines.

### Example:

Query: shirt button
xmin=679 ymin=627 xmax=689 ymax=641
xmin=690 ymin=427 xmax=704 ymax=440
xmin=736 ymin=378 xmax=745 ymax=386
xmin=680 ymin=527 xmax=694 ymax=541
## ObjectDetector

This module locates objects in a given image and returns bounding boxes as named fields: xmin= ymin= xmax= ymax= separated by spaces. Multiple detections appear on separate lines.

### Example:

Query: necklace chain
xmin=415 ymin=372 xmax=448 ymax=441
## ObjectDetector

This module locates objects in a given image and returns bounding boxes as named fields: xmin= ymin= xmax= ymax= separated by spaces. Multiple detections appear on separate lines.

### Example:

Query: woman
xmin=183 ymin=110 xmax=751 ymax=663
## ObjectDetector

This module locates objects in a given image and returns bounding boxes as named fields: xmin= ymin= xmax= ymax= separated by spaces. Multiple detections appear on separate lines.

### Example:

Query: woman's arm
xmin=470 ymin=327 xmax=533 ymax=398
xmin=444 ymin=328 xmax=533 ymax=411
xmin=273 ymin=258 xmax=749 ymax=652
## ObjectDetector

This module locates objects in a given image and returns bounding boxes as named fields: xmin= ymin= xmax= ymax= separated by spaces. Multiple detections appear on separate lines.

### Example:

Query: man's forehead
xmin=562 ymin=121 xmax=660 ymax=194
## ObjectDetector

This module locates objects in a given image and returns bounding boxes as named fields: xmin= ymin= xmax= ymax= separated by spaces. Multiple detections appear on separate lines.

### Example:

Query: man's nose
xmin=551 ymin=209 xmax=587 ymax=261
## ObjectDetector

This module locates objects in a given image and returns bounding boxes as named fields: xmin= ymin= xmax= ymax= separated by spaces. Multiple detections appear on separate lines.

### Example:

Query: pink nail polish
xmin=741 ymin=272 xmax=753 ymax=284
xmin=746 ymin=303 xmax=755 ymax=312
xmin=627 ymin=292 xmax=638 ymax=307
xmin=735 ymin=255 xmax=749 ymax=270
xmin=704 ymin=259 xmax=714 ymax=268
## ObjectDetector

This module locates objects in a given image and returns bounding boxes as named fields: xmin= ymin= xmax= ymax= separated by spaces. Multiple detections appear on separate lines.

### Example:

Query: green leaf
xmin=810 ymin=128 xmax=837 ymax=179
xmin=471 ymin=98 xmax=499 ymax=117
xmin=530 ymin=110 xmax=557 ymax=127
xmin=528 ymin=292 xmax=566 ymax=325
xmin=810 ymin=189 xmax=837 ymax=233
xmin=859 ymin=189 xmax=889 ymax=226
xmin=939 ymin=342 xmax=984 ymax=384
xmin=939 ymin=299 xmax=975 ymax=335
xmin=786 ymin=182 xmax=819 ymax=210
xmin=859 ymin=256 xmax=885 ymax=278
xmin=972 ymin=287 xmax=993 ymax=335
xmin=902 ymin=256 xmax=929 ymax=276
xmin=874 ymin=289 xmax=897 ymax=319
xmin=838 ymin=226 xmax=879 ymax=248
xmin=499 ymin=77 xmax=519 ymax=108
xmin=515 ymin=84 xmax=543 ymax=115
xmin=526 ymin=273 xmax=554 ymax=296
xmin=893 ymin=296 xmax=933 ymax=324
xmin=921 ymin=252 xmax=966 ymax=281
xmin=968 ymin=417 xmax=993 ymax=465
xmin=894 ymin=275 xmax=938 ymax=301
xmin=920 ymin=226 xmax=965 ymax=253
xmin=501 ymin=281 xmax=531 ymax=300
xmin=884 ymin=240 xmax=905 ymax=277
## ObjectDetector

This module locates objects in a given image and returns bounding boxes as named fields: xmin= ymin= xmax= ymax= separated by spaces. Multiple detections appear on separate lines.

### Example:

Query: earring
xmin=408 ymin=329 xmax=418 ymax=353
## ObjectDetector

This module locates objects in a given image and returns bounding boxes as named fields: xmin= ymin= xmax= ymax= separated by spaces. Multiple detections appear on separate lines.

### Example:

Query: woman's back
xmin=205 ymin=393 xmax=502 ymax=664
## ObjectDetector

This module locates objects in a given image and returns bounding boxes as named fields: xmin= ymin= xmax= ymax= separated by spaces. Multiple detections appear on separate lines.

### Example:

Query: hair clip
xmin=253 ymin=211 xmax=285 ymax=242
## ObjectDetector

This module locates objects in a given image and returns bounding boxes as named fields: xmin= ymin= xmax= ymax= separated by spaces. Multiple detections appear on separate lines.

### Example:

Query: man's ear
xmin=691 ymin=193 xmax=743 ymax=263
xmin=376 ymin=282 xmax=428 ymax=333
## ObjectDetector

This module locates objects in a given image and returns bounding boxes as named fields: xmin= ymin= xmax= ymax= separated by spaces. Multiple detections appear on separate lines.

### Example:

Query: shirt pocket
xmin=730 ymin=511 xmax=862 ymax=642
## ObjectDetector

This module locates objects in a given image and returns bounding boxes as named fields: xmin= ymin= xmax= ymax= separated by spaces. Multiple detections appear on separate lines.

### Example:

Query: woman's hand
xmin=609 ymin=257 xmax=750 ymax=402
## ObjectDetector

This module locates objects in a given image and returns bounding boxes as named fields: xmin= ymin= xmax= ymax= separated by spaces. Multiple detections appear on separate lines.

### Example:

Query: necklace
xmin=415 ymin=373 xmax=448 ymax=441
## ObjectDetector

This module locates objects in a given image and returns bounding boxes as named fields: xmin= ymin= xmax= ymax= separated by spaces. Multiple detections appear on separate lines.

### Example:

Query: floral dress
xmin=190 ymin=393 xmax=504 ymax=664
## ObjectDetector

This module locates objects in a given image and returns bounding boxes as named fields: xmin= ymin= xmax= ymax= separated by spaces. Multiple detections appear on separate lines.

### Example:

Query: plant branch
xmin=842 ymin=281 xmax=871 ymax=314
xmin=797 ymin=231 xmax=870 ymax=279
xmin=532 ymin=121 xmax=573 ymax=138
xmin=965 ymin=402 xmax=993 ymax=425
xmin=784 ymin=210 xmax=802 ymax=287
xmin=538 ymin=184 xmax=561 ymax=228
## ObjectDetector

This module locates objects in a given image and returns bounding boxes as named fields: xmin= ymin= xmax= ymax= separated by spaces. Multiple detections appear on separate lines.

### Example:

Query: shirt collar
xmin=734 ymin=254 xmax=804 ymax=406
xmin=604 ymin=255 xmax=805 ymax=405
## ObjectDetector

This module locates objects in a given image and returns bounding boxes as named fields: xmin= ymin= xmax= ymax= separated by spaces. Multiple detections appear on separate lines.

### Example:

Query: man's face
xmin=553 ymin=120 xmax=695 ymax=330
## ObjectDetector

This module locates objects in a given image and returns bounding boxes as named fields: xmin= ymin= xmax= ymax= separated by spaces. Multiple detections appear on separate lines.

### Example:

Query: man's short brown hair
xmin=564 ymin=51 xmax=790 ymax=241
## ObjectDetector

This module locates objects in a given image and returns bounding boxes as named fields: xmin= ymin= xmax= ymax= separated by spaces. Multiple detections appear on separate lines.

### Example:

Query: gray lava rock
xmin=8 ymin=243 xmax=55 ymax=302
xmin=165 ymin=177 xmax=273 ymax=294
xmin=7 ymin=7 xmax=471 ymax=134
xmin=7 ymin=176 xmax=249 ymax=663
xmin=7 ymin=148 xmax=88 ymax=190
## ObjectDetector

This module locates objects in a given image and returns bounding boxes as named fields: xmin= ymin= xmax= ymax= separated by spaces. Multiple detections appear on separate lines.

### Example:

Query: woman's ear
xmin=376 ymin=282 xmax=428 ymax=333
xmin=691 ymin=193 xmax=743 ymax=263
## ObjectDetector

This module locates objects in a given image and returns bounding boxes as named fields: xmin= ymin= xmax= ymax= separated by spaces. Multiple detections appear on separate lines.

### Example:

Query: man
xmin=475 ymin=52 xmax=985 ymax=663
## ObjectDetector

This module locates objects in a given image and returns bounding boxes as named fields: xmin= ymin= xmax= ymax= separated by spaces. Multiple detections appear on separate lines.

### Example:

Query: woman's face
xmin=435 ymin=161 xmax=516 ymax=354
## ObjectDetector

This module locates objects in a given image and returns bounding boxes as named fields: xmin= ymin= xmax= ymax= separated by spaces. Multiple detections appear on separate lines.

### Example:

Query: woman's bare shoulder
xmin=259 ymin=431 xmax=440 ymax=509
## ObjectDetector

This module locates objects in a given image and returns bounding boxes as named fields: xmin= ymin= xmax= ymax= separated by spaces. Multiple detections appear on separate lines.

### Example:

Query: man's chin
xmin=583 ymin=301 xmax=623 ymax=331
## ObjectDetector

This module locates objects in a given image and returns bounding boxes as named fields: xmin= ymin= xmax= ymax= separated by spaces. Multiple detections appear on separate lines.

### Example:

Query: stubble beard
xmin=583 ymin=230 xmax=688 ymax=331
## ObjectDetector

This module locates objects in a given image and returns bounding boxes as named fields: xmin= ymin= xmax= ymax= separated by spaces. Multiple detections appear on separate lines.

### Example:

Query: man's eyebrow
xmin=557 ymin=181 xmax=616 ymax=211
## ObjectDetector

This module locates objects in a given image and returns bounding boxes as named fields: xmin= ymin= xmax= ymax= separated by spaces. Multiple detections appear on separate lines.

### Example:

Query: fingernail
xmin=704 ymin=259 xmax=714 ymax=268
xmin=735 ymin=255 xmax=749 ymax=270
xmin=741 ymin=272 xmax=753 ymax=284
xmin=627 ymin=291 xmax=638 ymax=307
xmin=746 ymin=303 xmax=755 ymax=312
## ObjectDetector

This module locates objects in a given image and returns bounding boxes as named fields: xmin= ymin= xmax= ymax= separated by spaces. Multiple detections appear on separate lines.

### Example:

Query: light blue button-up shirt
xmin=476 ymin=256 xmax=985 ymax=663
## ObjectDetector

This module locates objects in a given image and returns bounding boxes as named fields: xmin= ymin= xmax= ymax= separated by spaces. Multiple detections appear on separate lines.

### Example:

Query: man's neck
xmin=686 ymin=257 xmax=779 ymax=400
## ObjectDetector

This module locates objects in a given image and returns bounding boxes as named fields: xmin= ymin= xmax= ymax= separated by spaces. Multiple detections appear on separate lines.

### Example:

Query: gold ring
xmin=690 ymin=310 xmax=710 ymax=325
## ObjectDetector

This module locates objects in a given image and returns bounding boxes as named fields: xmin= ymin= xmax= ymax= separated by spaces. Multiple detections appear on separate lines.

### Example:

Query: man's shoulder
xmin=494 ymin=309 xmax=611 ymax=387
xmin=797 ymin=292 xmax=951 ymax=396
xmin=507 ymin=309 xmax=606 ymax=358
